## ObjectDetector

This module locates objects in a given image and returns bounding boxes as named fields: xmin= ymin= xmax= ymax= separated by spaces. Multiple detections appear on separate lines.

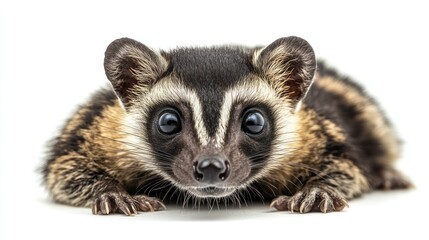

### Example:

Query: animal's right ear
xmin=104 ymin=38 xmax=168 ymax=108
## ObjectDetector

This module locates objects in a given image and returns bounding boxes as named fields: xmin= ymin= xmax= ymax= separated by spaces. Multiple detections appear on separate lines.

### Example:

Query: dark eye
xmin=157 ymin=110 xmax=181 ymax=135
xmin=242 ymin=110 xmax=265 ymax=135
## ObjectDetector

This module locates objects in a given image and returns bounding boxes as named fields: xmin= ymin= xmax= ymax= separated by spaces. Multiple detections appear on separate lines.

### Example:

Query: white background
xmin=1 ymin=0 xmax=428 ymax=239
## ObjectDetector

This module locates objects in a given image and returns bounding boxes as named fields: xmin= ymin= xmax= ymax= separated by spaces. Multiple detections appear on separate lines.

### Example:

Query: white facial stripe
xmin=135 ymin=78 xmax=210 ymax=146
xmin=214 ymin=78 xmax=294 ymax=148
xmin=215 ymin=77 xmax=299 ymax=184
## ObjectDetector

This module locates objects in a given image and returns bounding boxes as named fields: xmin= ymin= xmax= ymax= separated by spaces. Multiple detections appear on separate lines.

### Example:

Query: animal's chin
xmin=187 ymin=186 xmax=237 ymax=198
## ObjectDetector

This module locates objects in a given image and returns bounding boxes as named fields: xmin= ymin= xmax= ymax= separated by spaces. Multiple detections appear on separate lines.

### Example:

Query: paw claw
xmin=130 ymin=203 xmax=138 ymax=215
xmin=158 ymin=201 xmax=167 ymax=210
xmin=145 ymin=201 xmax=154 ymax=212
xmin=121 ymin=205 xmax=132 ymax=216
xmin=92 ymin=205 xmax=97 ymax=215
xmin=270 ymin=196 xmax=289 ymax=210
xmin=299 ymin=204 xmax=305 ymax=213
xmin=102 ymin=200 xmax=111 ymax=214
xmin=334 ymin=198 xmax=349 ymax=211
xmin=290 ymin=200 xmax=295 ymax=213
xmin=319 ymin=198 xmax=328 ymax=213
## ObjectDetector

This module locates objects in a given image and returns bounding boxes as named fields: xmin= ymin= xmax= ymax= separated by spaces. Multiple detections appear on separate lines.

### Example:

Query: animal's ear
xmin=253 ymin=36 xmax=316 ymax=105
xmin=104 ymin=38 xmax=168 ymax=108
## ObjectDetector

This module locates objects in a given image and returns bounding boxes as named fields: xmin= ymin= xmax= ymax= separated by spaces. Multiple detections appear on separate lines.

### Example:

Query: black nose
xmin=193 ymin=157 xmax=230 ymax=184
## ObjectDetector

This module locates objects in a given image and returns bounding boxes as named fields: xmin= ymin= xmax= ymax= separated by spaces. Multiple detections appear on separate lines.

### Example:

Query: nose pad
xmin=193 ymin=157 xmax=230 ymax=184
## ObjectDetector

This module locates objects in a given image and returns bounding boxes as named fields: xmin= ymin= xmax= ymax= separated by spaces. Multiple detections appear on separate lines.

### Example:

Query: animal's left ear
xmin=253 ymin=36 xmax=316 ymax=104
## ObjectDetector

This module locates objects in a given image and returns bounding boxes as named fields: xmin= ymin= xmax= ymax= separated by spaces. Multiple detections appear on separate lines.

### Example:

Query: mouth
xmin=187 ymin=186 xmax=236 ymax=198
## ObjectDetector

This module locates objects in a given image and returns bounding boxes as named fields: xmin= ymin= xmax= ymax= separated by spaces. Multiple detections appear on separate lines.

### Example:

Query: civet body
xmin=43 ymin=37 xmax=411 ymax=215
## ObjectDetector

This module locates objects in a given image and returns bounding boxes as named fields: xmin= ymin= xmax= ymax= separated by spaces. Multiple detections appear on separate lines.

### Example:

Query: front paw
xmin=92 ymin=192 xmax=165 ymax=216
xmin=270 ymin=187 xmax=348 ymax=213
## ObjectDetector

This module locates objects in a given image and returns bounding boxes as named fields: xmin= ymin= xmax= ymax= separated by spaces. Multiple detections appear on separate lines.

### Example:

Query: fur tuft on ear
xmin=254 ymin=36 xmax=316 ymax=104
xmin=104 ymin=38 xmax=168 ymax=108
